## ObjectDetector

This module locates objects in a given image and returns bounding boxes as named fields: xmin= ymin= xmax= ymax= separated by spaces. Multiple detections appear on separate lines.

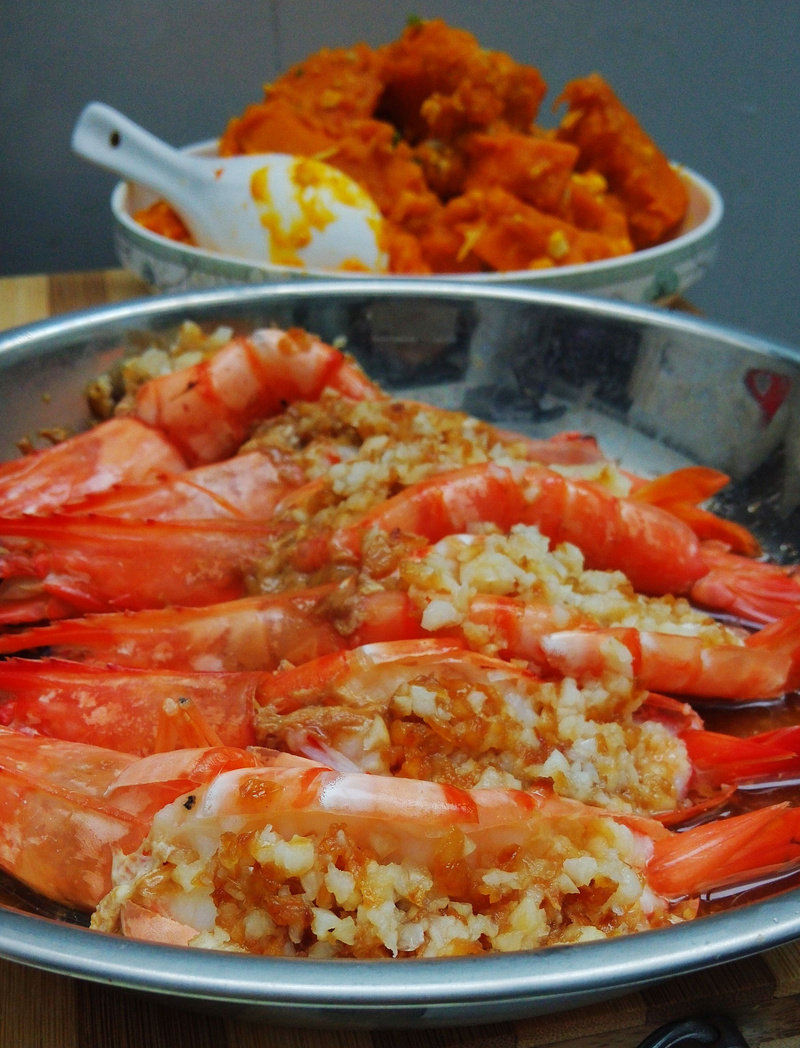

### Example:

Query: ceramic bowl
xmin=111 ymin=143 xmax=723 ymax=301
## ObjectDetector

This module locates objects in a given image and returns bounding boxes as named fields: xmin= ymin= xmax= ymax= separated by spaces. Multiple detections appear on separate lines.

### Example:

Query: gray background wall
xmin=1 ymin=1 xmax=798 ymax=347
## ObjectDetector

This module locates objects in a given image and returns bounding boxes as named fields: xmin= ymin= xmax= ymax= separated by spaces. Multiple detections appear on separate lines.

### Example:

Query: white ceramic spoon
xmin=71 ymin=102 xmax=387 ymax=271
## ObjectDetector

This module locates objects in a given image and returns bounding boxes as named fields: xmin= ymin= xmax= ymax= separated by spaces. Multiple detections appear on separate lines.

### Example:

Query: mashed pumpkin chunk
xmin=136 ymin=19 xmax=687 ymax=273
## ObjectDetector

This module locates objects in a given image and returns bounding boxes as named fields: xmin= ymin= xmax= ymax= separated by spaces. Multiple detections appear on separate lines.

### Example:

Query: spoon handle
xmin=71 ymin=102 xmax=204 ymax=201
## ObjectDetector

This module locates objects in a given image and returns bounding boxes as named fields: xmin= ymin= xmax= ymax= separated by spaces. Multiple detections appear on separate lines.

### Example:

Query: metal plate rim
xmin=1 ymin=278 xmax=799 ymax=1025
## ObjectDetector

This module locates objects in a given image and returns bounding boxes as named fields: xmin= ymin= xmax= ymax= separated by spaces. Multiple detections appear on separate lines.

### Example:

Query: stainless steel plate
xmin=0 ymin=281 xmax=798 ymax=1028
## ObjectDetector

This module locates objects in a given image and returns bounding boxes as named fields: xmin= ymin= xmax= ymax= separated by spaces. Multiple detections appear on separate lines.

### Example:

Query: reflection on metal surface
xmin=344 ymin=299 xmax=478 ymax=387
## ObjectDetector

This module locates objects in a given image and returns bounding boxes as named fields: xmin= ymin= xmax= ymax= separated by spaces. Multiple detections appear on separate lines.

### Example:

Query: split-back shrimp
xmin=326 ymin=461 xmax=709 ymax=596
xmin=3 ymin=639 xmax=799 ymax=826
xmin=0 ymin=411 xmax=623 ymax=622
xmin=392 ymin=526 xmax=800 ymax=702
xmin=128 ymin=326 xmax=382 ymax=466
xmin=0 ymin=325 xmax=380 ymax=518
xmin=1 ymin=566 xmax=797 ymax=706
xmin=4 ymin=387 xmax=794 ymax=632
xmin=2 ymin=728 xmax=799 ymax=955
xmin=250 ymin=639 xmax=800 ymax=817
xmin=87 ymin=749 xmax=800 ymax=954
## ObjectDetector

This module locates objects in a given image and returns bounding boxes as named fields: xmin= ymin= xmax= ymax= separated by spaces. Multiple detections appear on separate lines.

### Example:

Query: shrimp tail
xmin=648 ymin=803 xmax=800 ymax=898
xmin=632 ymin=465 xmax=762 ymax=556
xmin=691 ymin=542 xmax=800 ymax=625
xmin=683 ymin=726 xmax=800 ymax=791
xmin=745 ymin=607 xmax=800 ymax=673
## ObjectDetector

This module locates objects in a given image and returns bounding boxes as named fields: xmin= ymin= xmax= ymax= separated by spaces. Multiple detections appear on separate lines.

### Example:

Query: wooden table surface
xmin=0 ymin=269 xmax=799 ymax=1048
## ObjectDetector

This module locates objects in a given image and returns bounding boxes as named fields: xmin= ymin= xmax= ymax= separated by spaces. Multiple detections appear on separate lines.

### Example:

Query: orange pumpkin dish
xmin=135 ymin=19 xmax=688 ymax=274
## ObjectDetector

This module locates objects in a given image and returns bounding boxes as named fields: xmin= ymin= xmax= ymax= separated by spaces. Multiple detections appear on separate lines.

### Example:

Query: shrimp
xmin=0 ymin=418 xmax=188 ymax=516
xmin=57 ymin=450 xmax=303 ymax=522
xmin=0 ymin=725 xmax=262 ymax=909
xmin=683 ymin=724 xmax=800 ymax=796
xmin=89 ymin=752 xmax=800 ymax=955
xmin=493 ymin=428 xmax=608 ymax=467
xmin=251 ymin=640 xmax=800 ymax=814
xmin=250 ymin=639 xmax=690 ymax=815
xmin=127 ymin=326 xmax=382 ymax=466
xmin=0 ymin=514 xmax=294 ymax=623
xmin=0 ymin=658 xmax=257 ymax=754
xmin=1 ymin=728 xmax=799 ymax=953
xmin=0 ymin=326 xmax=380 ymax=518
xmin=691 ymin=542 xmax=800 ymax=626
xmin=5 ymin=639 xmax=796 ymax=824
xmin=630 ymin=466 xmax=761 ymax=557
xmin=0 ymin=584 xmax=357 ymax=668
xmin=1 ymin=558 xmax=795 ymax=705
xmin=326 ymin=460 xmax=708 ymax=595
xmin=7 ymin=451 xmax=653 ymax=622
xmin=514 ymin=461 xmax=798 ymax=622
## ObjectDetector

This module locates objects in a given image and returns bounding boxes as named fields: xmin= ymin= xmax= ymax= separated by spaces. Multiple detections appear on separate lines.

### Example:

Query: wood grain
xmin=0 ymin=270 xmax=797 ymax=1048
xmin=0 ymin=269 xmax=149 ymax=331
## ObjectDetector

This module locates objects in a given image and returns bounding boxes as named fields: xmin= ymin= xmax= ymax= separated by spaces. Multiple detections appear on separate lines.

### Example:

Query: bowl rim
xmin=110 ymin=144 xmax=724 ymax=285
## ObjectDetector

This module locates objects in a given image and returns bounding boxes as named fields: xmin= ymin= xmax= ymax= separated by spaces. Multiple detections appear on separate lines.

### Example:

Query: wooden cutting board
xmin=0 ymin=270 xmax=798 ymax=1048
